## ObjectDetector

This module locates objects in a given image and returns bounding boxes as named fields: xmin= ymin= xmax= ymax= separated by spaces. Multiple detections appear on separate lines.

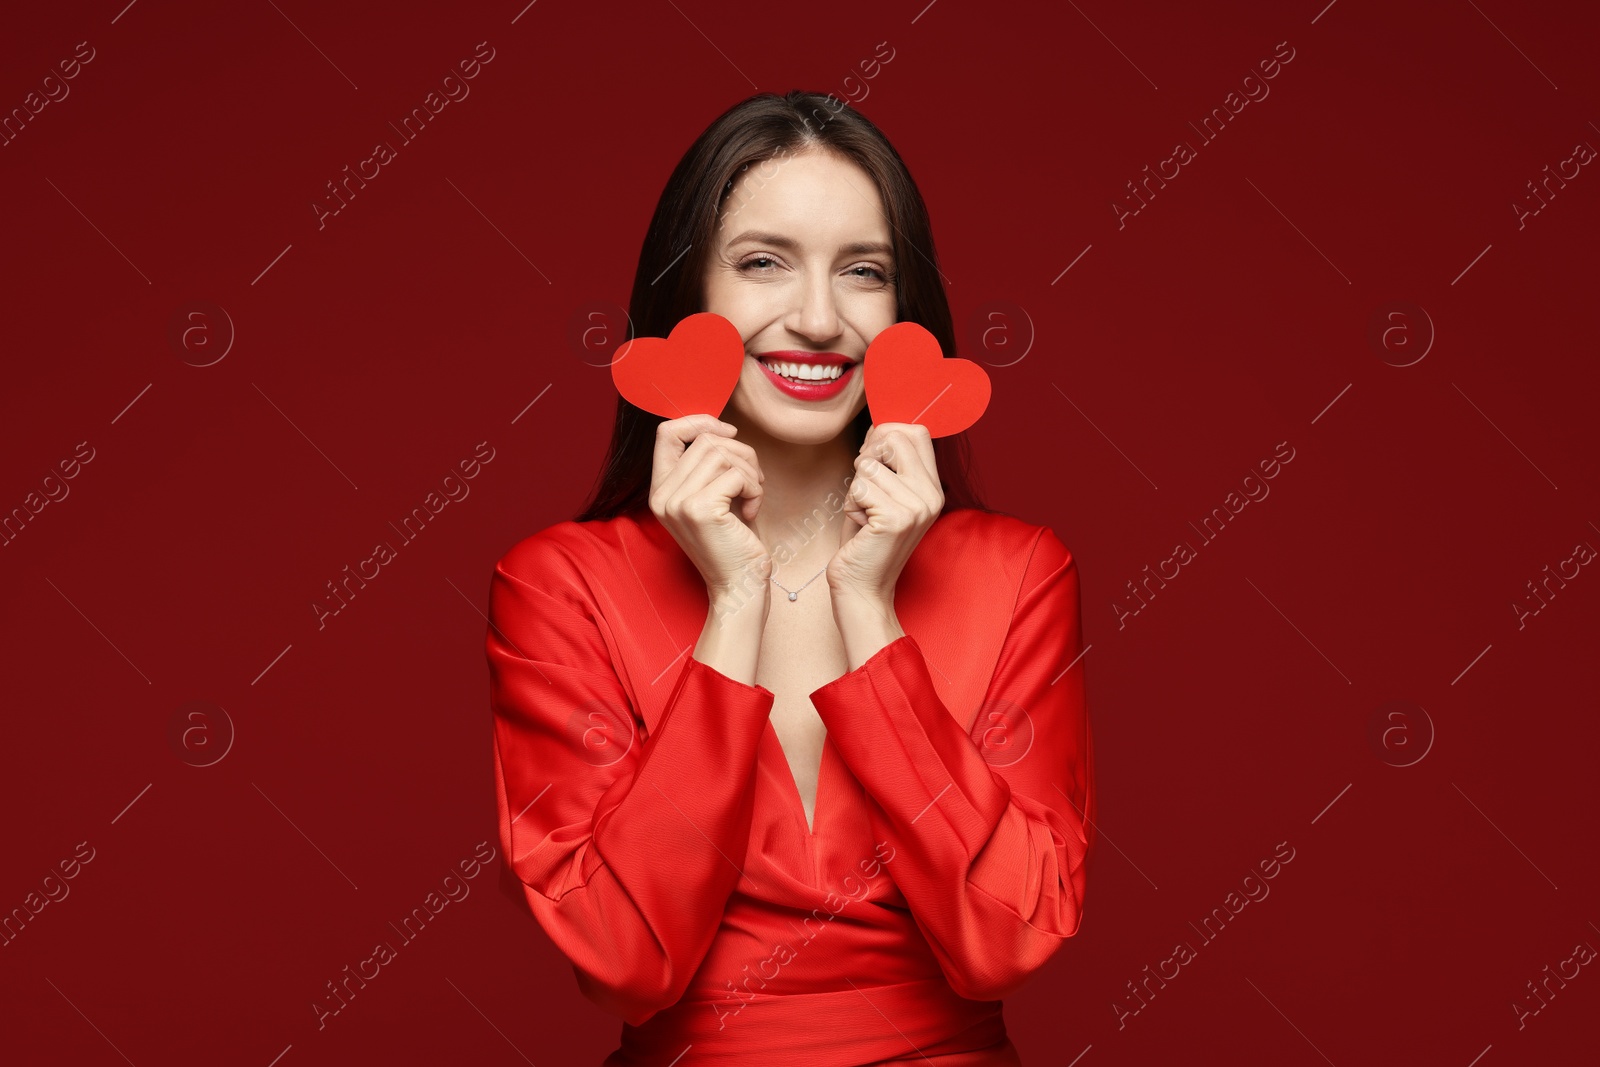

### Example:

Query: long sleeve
xmin=807 ymin=526 xmax=1094 ymax=1002
xmin=486 ymin=547 xmax=776 ymax=1026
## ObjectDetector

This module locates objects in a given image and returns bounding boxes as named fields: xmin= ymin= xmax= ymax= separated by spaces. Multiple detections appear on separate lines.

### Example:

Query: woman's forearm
xmin=694 ymin=584 xmax=769 ymax=686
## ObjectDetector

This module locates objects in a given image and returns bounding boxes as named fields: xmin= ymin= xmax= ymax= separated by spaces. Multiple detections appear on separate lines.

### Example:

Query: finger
xmin=652 ymin=415 xmax=745 ymax=483
xmin=689 ymin=464 xmax=763 ymax=523
xmin=838 ymin=473 xmax=876 ymax=527
xmin=656 ymin=423 xmax=759 ymax=503
xmin=703 ymin=435 xmax=765 ymax=484
xmin=674 ymin=437 xmax=764 ymax=513
xmin=899 ymin=424 xmax=939 ymax=486
xmin=684 ymin=432 xmax=763 ymax=489
xmin=665 ymin=441 xmax=758 ymax=518
xmin=864 ymin=425 xmax=940 ymax=512
xmin=838 ymin=508 xmax=864 ymax=548
xmin=853 ymin=454 xmax=926 ymax=520
xmin=657 ymin=413 xmax=734 ymax=453
xmin=840 ymin=482 xmax=869 ymax=542
xmin=652 ymin=415 xmax=736 ymax=496
xmin=865 ymin=424 xmax=936 ymax=485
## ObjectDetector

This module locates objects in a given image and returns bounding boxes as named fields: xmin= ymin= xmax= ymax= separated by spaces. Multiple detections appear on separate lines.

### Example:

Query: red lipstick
xmin=751 ymin=351 xmax=857 ymax=401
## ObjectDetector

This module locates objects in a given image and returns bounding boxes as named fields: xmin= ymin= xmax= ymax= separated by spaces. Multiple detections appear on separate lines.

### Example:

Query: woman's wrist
xmin=830 ymin=592 xmax=904 ymax=671
xmin=708 ymin=577 xmax=770 ymax=625
xmin=695 ymin=585 xmax=769 ymax=686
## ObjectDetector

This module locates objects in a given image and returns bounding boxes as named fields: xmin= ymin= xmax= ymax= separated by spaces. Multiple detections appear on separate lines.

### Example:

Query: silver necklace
xmin=770 ymin=564 xmax=827 ymax=602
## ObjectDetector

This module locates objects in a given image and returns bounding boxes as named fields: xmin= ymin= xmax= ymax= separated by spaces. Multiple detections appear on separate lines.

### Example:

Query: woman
xmin=487 ymin=89 xmax=1095 ymax=1066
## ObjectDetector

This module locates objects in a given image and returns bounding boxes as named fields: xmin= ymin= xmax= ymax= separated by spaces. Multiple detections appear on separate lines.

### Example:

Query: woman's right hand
xmin=650 ymin=415 xmax=770 ymax=603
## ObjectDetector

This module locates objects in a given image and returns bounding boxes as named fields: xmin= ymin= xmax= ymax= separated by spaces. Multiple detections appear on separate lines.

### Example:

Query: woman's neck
xmin=727 ymin=417 xmax=859 ymax=561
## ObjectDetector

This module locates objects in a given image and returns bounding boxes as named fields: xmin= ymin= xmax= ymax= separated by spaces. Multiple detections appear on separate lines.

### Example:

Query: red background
xmin=3 ymin=1 xmax=1597 ymax=1063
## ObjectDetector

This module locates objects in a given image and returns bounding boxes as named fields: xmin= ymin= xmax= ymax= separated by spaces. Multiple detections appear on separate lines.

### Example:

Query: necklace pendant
xmin=787 ymin=591 xmax=799 ymax=601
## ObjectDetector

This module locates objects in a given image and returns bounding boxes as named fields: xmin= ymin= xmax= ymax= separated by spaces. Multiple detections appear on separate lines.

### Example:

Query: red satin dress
xmin=486 ymin=506 xmax=1095 ymax=1066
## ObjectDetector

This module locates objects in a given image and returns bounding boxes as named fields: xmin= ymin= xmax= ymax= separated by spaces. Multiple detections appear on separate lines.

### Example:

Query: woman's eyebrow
xmin=724 ymin=229 xmax=893 ymax=257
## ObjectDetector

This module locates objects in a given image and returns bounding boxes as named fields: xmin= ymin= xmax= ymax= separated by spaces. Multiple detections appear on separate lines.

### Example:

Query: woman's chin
xmin=725 ymin=390 xmax=861 ymax=443
xmin=751 ymin=406 xmax=859 ymax=444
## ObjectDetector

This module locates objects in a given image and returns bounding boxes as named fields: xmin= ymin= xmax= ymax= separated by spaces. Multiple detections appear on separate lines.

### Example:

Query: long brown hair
xmin=575 ymin=89 xmax=992 ymax=522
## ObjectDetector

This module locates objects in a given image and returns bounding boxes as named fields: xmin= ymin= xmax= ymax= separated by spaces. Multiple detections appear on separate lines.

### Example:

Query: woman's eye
xmin=736 ymin=257 xmax=891 ymax=284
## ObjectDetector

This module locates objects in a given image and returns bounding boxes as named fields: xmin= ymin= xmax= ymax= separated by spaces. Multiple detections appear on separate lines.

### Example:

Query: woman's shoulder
xmin=493 ymin=512 xmax=649 ymax=591
xmin=937 ymin=507 xmax=1072 ymax=569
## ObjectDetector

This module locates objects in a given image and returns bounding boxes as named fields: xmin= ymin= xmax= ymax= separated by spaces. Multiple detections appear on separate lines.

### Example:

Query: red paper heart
xmin=611 ymin=312 xmax=745 ymax=419
xmin=863 ymin=322 xmax=991 ymax=437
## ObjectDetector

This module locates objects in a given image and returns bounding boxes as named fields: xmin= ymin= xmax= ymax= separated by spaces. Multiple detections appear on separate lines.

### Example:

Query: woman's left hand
xmin=827 ymin=422 xmax=944 ymax=608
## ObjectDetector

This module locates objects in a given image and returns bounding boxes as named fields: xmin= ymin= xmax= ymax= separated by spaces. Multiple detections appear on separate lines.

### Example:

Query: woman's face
xmin=703 ymin=147 xmax=896 ymax=445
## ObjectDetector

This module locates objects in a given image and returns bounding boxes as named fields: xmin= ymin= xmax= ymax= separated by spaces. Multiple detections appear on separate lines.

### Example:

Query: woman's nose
xmin=787 ymin=275 xmax=841 ymax=341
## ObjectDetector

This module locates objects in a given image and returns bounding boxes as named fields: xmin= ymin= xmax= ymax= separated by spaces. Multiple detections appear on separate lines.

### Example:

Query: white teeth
xmin=765 ymin=359 xmax=844 ymax=381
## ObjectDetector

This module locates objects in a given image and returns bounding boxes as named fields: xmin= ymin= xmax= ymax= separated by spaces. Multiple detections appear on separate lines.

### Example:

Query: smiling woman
xmin=578 ymin=91 xmax=983 ymax=519
xmin=488 ymin=90 xmax=1096 ymax=1066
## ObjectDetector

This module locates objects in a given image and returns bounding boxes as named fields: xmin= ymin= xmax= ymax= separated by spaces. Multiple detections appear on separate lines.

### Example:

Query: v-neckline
xmin=762 ymin=719 xmax=833 ymax=842
xmin=621 ymin=506 xmax=1031 ymax=855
